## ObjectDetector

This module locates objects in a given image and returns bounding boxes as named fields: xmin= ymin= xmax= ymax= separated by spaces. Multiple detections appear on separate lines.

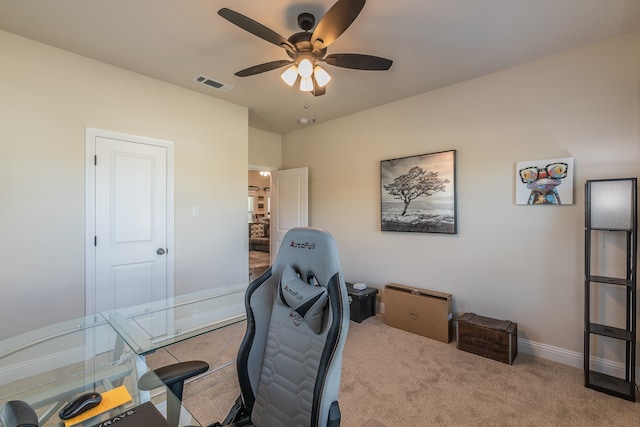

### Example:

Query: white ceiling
xmin=2 ymin=0 xmax=640 ymax=134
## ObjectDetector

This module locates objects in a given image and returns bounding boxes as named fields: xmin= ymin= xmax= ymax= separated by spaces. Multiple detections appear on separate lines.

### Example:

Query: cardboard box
xmin=456 ymin=312 xmax=518 ymax=364
xmin=384 ymin=283 xmax=452 ymax=343
xmin=346 ymin=283 xmax=378 ymax=323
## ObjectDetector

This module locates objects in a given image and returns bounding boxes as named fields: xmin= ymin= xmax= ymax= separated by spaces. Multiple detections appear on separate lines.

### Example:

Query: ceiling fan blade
xmin=235 ymin=60 xmax=293 ymax=77
xmin=218 ymin=8 xmax=294 ymax=52
xmin=324 ymin=53 xmax=393 ymax=70
xmin=311 ymin=0 xmax=366 ymax=52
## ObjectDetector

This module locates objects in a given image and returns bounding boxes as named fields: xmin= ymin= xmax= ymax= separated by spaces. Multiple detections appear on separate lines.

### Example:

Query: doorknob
xmin=156 ymin=248 xmax=166 ymax=255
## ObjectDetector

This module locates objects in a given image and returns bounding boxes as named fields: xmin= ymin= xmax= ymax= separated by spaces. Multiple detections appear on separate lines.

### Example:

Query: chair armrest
xmin=139 ymin=361 xmax=209 ymax=427
xmin=139 ymin=360 xmax=209 ymax=392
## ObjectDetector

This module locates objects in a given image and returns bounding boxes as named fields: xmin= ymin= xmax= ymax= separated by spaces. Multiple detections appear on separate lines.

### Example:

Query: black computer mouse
xmin=58 ymin=391 xmax=102 ymax=420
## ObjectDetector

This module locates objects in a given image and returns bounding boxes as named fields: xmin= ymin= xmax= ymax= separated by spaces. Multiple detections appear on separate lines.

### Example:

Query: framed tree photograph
xmin=380 ymin=150 xmax=457 ymax=234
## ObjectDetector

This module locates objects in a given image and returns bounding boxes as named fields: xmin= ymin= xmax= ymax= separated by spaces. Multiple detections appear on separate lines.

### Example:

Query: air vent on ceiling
xmin=193 ymin=75 xmax=233 ymax=92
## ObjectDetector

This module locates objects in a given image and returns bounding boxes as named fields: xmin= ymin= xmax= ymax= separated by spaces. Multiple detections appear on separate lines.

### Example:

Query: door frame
xmin=270 ymin=167 xmax=309 ymax=259
xmin=85 ymin=127 xmax=175 ymax=316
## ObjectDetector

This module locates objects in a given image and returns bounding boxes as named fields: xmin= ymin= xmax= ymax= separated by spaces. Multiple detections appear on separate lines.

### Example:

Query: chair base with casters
xmin=145 ymin=227 xmax=350 ymax=427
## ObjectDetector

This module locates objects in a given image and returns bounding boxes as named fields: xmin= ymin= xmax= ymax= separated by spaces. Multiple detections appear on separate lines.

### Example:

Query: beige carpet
xmin=146 ymin=316 xmax=639 ymax=426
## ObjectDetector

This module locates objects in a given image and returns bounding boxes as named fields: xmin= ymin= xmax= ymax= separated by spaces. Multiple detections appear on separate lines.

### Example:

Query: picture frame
xmin=380 ymin=150 xmax=457 ymax=234
xmin=515 ymin=157 xmax=574 ymax=205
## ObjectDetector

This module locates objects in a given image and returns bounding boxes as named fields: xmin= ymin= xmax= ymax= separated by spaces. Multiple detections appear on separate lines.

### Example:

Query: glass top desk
xmin=0 ymin=315 xmax=201 ymax=426
xmin=103 ymin=283 xmax=247 ymax=356
xmin=0 ymin=283 xmax=248 ymax=426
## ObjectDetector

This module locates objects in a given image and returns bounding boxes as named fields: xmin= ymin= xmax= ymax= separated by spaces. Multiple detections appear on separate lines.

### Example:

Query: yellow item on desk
xmin=64 ymin=385 xmax=132 ymax=427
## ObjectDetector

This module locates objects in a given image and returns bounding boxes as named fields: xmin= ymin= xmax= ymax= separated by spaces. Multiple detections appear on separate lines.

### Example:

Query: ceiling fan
xmin=218 ymin=0 xmax=393 ymax=96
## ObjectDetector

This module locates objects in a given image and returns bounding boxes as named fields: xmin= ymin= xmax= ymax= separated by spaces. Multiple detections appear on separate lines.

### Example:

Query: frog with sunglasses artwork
xmin=518 ymin=162 xmax=568 ymax=204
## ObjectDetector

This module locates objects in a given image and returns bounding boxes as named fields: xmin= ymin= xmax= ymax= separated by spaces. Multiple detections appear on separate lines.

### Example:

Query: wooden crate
xmin=456 ymin=313 xmax=518 ymax=364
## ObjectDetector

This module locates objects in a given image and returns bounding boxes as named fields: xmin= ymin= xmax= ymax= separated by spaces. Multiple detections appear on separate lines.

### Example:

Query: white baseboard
xmin=519 ymin=337 xmax=640 ymax=380
xmin=518 ymin=337 xmax=582 ymax=368
xmin=376 ymin=302 xmax=639 ymax=380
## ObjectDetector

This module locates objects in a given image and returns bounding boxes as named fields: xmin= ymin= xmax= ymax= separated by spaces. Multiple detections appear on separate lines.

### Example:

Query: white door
xmin=270 ymin=167 xmax=308 ymax=259
xmin=86 ymin=128 xmax=174 ymax=315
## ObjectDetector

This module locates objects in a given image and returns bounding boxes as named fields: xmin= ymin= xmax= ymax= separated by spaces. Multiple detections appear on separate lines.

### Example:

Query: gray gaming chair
xmin=232 ymin=227 xmax=349 ymax=426
xmin=149 ymin=227 xmax=350 ymax=427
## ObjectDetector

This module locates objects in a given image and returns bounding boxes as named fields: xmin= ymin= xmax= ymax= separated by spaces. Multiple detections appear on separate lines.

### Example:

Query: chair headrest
xmin=272 ymin=227 xmax=342 ymax=288
xmin=278 ymin=264 xmax=328 ymax=333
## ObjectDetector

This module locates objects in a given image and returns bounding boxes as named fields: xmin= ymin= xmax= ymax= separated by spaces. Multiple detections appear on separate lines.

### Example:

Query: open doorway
xmin=248 ymin=169 xmax=271 ymax=280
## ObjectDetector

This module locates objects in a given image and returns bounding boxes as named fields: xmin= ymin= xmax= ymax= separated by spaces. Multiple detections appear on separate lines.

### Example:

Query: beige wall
xmin=0 ymin=31 xmax=249 ymax=339
xmin=249 ymin=127 xmax=281 ymax=169
xmin=282 ymin=33 xmax=640 ymax=361
xmin=2 ymin=24 xmax=638 ymax=368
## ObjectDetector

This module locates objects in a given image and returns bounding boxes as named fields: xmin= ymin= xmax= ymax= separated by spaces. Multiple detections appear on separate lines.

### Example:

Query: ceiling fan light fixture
xmin=298 ymin=59 xmax=314 ymax=78
xmin=281 ymin=65 xmax=299 ymax=86
xmin=219 ymin=2 xmax=392 ymax=98
xmin=300 ymin=76 xmax=314 ymax=92
xmin=313 ymin=66 xmax=331 ymax=87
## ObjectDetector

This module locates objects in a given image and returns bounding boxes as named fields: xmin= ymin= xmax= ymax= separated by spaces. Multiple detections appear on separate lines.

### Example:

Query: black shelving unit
xmin=584 ymin=178 xmax=637 ymax=402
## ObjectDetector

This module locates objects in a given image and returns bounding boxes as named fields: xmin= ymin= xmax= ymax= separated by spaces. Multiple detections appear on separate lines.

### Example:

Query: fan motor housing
xmin=297 ymin=12 xmax=315 ymax=31
xmin=287 ymin=32 xmax=327 ymax=59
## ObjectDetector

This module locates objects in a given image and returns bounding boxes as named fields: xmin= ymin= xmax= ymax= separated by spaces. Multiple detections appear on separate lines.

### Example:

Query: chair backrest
xmin=236 ymin=227 xmax=349 ymax=427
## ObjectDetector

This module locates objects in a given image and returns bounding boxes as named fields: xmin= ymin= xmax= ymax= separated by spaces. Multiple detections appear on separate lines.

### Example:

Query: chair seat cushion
xmin=278 ymin=264 xmax=328 ymax=333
